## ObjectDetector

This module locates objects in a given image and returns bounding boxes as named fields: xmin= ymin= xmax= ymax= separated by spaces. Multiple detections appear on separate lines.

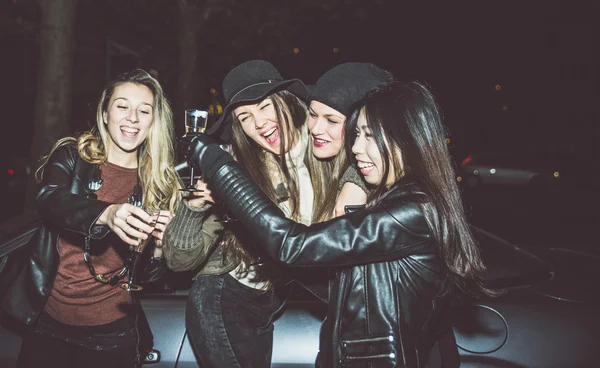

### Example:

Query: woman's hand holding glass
xmin=150 ymin=210 xmax=174 ymax=248
xmin=186 ymin=178 xmax=215 ymax=209
xmin=97 ymin=203 xmax=157 ymax=247
xmin=180 ymin=109 xmax=209 ymax=192
xmin=184 ymin=178 xmax=235 ymax=223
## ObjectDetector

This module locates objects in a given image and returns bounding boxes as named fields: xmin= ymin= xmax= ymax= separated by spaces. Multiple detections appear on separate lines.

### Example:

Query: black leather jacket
xmin=200 ymin=154 xmax=457 ymax=367
xmin=1 ymin=144 xmax=165 ymax=328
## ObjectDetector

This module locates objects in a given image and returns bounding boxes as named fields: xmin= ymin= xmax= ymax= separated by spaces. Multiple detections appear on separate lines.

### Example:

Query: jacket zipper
xmin=345 ymin=353 xmax=397 ymax=362
xmin=333 ymin=269 xmax=349 ymax=366
xmin=129 ymin=261 xmax=142 ymax=367
xmin=342 ymin=335 xmax=397 ymax=366
xmin=343 ymin=335 xmax=396 ymax=345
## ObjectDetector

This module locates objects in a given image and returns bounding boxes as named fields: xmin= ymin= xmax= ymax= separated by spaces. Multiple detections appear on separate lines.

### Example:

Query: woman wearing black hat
xmin=162 ymin=60 xmax=315 ymax=368
xmin=182 ymin=80 xmax=496 ymax=367
xmin=307 ymin=62 xmax=394 ymax=221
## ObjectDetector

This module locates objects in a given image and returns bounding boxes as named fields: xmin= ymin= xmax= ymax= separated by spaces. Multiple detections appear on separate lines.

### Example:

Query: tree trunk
xmin=175 ymin=0 xmax=229 ymax=136
xmin=175 ymin=0 xmax=204 ymax=137
xmin=24 ymin=0 xmax=78 ymax=212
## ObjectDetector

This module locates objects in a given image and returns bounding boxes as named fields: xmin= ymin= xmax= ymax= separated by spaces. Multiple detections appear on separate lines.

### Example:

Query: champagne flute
xmin=180 ymin=109 xmax=208 ymax=192
xmin=120 ymin=209 xmax=159 ymax=292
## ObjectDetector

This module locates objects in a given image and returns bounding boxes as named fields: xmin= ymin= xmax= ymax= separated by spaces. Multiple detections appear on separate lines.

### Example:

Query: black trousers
xmin=17 ymin=312 xmax=137 ymax=368
xmin=186 ymin=273 xmax=284 ymax=368
xmin=17 ymin=330 xmax=137 ymax=368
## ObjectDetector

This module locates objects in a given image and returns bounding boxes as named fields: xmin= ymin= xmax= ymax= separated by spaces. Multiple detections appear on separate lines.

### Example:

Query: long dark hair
xmin=222 ymin=89 xmax=308 ymax=279
xmin=346 ymin=81 xmax=493 ymax=296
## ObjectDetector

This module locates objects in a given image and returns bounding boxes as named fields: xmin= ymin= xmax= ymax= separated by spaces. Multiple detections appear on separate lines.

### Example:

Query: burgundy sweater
xmin=44 ymin=162 xmax=137 ymax=326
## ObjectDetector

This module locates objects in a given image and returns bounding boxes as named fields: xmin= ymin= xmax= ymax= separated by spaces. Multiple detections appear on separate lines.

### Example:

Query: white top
xmin=283 ymin=124 xmax=314 ymax=225
xmin=230 ymin=125 xmax=314 ymax=289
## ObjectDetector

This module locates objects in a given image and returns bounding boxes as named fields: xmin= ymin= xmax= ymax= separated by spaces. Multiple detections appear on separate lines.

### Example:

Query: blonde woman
xmin=307 ymin=62 xmax=394 ymax=221
xmin=3 ymin=69 xmax=180 ymax=368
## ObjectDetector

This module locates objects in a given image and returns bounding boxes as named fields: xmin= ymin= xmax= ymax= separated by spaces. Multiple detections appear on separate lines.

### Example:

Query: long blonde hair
xmin=306 ymin=139 xmax=350 ymax=222
xmin=36 ymin=69 xmax=182 ymax=212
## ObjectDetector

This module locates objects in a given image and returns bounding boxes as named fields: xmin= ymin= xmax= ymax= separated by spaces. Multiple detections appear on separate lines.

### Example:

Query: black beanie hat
xmin=309 ymin=62 xmax=394 ymax=116
xmin=206 ymin=60 xmax=308 ymax=142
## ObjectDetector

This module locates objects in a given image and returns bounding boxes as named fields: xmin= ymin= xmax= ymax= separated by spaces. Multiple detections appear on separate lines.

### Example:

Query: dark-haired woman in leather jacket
xmin=185 ymin=80 xmax=493 ymax=367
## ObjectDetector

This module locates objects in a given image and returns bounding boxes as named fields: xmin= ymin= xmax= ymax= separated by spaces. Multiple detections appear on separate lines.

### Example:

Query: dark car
xmin=2 ymin=161 xmax=599 ymax=367
xmin=0 ymin=157 xmax=30 ymax=223
xmin=2 ymin=213 xmax=599 ymax=367
xmin=457 ymin=152 xmax=567 ymax=189
xmin=456 ymin=149 xmax=594 ymax=253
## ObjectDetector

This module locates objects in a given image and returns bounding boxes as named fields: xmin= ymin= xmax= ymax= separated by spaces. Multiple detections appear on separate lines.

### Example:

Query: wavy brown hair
xmin=221 ymin=89 xmax=308 ymax=282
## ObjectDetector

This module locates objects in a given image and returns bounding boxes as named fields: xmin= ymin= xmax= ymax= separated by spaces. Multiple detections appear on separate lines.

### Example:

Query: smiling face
xmin=352 ymin=109 xmax=401 ymax=187
xmin=307 ymin=100 xmax=346 ymax=159
xmin=102 ymin=82 xmax=154 ymax=163
xmin=233 ymin=97 xmax=297 ymax=155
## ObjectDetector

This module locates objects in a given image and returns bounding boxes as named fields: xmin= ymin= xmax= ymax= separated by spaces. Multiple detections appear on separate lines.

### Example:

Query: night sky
xmin=0 ymin=0 xmax=596 ymax=178
xmin=2 ymin=1 xmax=597 ymax=156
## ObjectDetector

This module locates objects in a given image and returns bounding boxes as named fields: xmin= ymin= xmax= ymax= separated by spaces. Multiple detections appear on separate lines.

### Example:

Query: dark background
xmin=0 ymin=0 xmax=597 ymax=247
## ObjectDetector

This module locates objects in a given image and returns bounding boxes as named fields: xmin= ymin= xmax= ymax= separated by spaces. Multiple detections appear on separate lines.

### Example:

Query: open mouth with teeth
xmin=357 ymin=160 xmax=375 ymax=175
xmin=262 ymin=126 xmax=280 ymax=145
xmin=121 ymin=126 xmax=140 ymax=139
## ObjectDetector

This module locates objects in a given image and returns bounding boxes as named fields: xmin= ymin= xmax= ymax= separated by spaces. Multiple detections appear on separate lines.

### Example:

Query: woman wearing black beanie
xmin=307 ymin=62 xmax=394 ymax=221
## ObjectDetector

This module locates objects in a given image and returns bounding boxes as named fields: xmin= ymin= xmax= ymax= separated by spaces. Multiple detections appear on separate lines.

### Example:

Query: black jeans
xmin=17 ymin=313 xmax=137 ymax=368
xmin=186 ymin=273 xmax=284 ymax=368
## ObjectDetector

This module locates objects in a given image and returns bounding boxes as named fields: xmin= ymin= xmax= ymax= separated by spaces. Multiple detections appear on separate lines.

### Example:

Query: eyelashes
xmin=116 ymin=105 xmax=151 ymax=115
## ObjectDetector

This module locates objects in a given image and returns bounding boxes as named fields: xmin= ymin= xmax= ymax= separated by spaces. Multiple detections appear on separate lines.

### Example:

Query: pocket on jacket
xmin=341 ymin=334 xmax=397 ymax=366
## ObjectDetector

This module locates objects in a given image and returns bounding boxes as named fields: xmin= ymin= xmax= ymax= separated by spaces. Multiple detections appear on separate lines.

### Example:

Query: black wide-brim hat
xmin=207 ymin=60 xmax=308 ymax=142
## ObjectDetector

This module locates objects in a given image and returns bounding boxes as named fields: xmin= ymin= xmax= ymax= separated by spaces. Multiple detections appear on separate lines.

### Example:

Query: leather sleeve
xmin=36 ymin=145 xmax=111 ymax=239
xmin=209 ymin=162 xmax=432 ymax=268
